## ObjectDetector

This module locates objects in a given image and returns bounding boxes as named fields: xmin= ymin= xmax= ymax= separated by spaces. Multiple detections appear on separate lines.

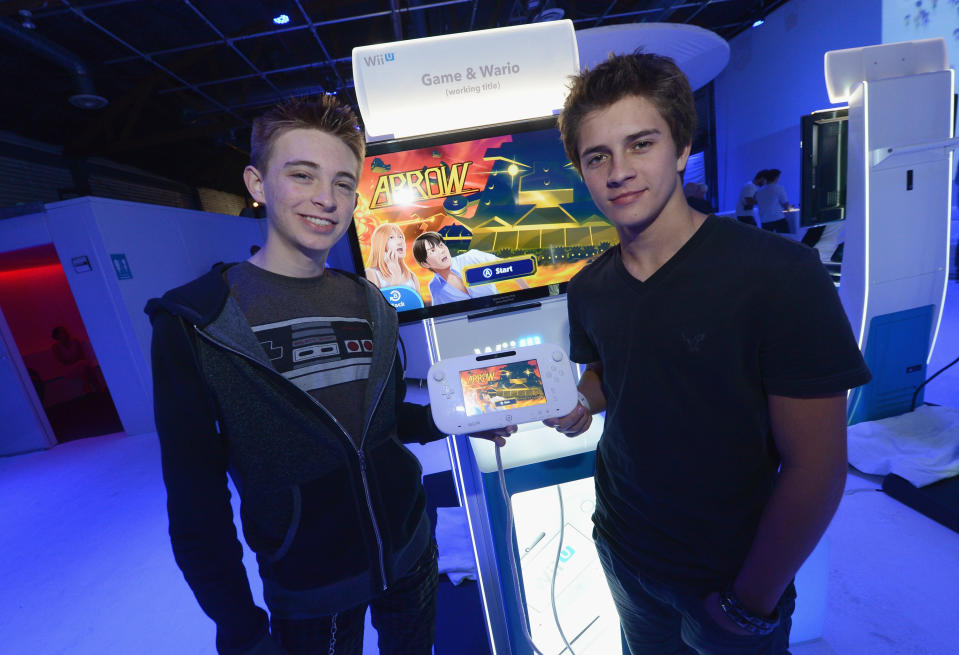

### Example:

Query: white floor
xmin=2 ymin=283 xmax=959 ymax=654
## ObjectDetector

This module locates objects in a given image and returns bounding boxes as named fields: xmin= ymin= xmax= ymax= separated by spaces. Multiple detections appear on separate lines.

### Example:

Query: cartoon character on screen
xmin=364 ymin=223 xmax=419 ymax=291
xmin=364 ymin=223 xmax=425 ymax=310
xmin=463 ymin=384 xmax=488 ymax=416
xmin=412 ymin=231 xmax=529 ymax=306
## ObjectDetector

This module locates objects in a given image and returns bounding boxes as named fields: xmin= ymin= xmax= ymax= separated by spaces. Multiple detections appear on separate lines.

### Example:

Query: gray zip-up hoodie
xmin=145 ymin=264 xmax=444 ymax=654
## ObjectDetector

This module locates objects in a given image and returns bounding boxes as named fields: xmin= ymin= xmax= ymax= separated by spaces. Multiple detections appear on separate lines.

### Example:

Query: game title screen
xmin=352 ymin=125 xmax=614 ymax=313
xmin=459 ymin=360 xmax=547 ymax=417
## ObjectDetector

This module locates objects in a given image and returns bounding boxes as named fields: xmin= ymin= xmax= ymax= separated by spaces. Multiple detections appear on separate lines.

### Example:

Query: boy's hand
xmin=702 ymin=592 xmax=753 ymax=636
xmin=543 ymin=402 xmax=591 ymax=438
xmin=467 ymin=425 xmax=517 ymax=447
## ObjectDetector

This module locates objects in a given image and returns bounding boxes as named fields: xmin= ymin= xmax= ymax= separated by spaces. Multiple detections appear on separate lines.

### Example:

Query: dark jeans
xmin=594 ymin=533 xmax=794 ymax=655
xmin=270 ymin=541 xmax=438 ymax=655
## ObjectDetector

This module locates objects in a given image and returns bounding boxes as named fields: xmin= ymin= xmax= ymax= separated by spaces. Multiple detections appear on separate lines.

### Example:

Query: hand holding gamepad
xmin=466 ymin=424 xmax=518 ymax=447
xmin=542 ymin=401 xmax=591 ymax=438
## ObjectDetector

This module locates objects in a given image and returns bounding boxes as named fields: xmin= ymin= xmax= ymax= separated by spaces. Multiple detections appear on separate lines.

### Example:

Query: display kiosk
xmin=351 ymin=21 xmax=626 ymax=654
xmin=427 ymin=299 xmax=619 ymax=654
xmin=823 ymin=38 xmax=955 ymax=423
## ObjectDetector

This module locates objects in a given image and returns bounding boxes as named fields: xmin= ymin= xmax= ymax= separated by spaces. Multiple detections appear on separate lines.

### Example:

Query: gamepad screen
xmin=459 ymin=359 xmax=548 ymax=417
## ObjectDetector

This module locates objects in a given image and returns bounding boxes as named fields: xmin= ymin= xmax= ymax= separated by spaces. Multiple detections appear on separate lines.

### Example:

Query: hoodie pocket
xmin=266 ymin=486 xmax=302 ymax=563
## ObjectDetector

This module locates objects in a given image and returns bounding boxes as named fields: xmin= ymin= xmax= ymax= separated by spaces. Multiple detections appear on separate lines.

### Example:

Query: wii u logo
xmin=363 ymin=52 xmax=395 ymax=67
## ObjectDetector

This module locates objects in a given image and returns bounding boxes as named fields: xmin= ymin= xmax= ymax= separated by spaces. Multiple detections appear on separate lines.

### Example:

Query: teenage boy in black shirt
xmin=544 ymin=52 xmax=871 ymax=654
xmin=146 ymin=96 xmax=511 ymax=655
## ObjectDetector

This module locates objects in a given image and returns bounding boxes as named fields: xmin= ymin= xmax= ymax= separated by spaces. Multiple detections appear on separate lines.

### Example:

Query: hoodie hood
xmin=145 ymin=263 xmax=233 ymax=327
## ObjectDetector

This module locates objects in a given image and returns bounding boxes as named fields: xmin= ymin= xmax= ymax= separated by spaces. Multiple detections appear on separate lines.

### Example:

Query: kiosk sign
xmin=353 ymin=21 xmax=579 ymax=140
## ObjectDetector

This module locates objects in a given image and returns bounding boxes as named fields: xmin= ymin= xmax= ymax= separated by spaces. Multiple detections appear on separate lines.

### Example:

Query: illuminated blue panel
xmin=849 ymin=305 xmax=933 ymax=424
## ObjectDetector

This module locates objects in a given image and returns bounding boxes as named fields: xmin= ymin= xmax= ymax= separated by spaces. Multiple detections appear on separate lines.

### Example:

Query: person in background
xmin=545 ymin=50 xmax=871 ymax=654
xmin=736 ymin=170 xmax=766 ymax=226
xmin=146 ymin=95 xmax=511 ymax=655
xmin=755 ymin=169 xmax=791 ymax=233
xmin=51 ymin=325 xmax=100 ymax=393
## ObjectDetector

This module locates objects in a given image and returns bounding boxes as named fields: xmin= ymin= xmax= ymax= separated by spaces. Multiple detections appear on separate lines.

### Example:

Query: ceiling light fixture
xmin=273 ymin=14 xmax=290 ymax=25
xmin=752 ymin=18 xmax=765 ymax=28
xmin=19 ymin=9 xmax=36 ymax=30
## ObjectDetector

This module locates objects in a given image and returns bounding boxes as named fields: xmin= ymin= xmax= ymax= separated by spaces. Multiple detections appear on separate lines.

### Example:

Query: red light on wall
xmin=0 ymin=263 xmax=65 ymax=281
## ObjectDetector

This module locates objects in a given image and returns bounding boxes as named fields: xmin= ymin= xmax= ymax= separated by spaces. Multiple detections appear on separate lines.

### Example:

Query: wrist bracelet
xmin=718 ymin=588 xmax=779 ymax=635
xmin=577 ymin=391 xmax=591 ymax=413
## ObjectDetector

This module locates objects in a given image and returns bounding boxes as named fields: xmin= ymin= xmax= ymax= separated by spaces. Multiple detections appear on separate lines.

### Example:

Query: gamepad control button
xmin=432 ymin=370 xmax=446 ymax=381
xmin=551 ymin=350 xmax=564 ymax=362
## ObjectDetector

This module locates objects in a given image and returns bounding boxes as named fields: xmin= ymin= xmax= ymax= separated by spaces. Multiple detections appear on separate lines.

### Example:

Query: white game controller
xmin=427 ymin=343 xmax=579 ymax=434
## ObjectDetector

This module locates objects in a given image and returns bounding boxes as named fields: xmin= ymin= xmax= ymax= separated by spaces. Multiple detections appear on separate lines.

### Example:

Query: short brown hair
xmin=250 ymin=95 xmax=365 ymax=173
xmin=559 ymin=51 xmax=696 ymax=174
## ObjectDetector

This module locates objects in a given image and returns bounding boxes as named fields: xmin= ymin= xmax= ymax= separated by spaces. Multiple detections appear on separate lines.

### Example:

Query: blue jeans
xmin=594 ymin=533 xmax=794 ymax=655
xmin=270 ymin=540 xmax=438 ymax=655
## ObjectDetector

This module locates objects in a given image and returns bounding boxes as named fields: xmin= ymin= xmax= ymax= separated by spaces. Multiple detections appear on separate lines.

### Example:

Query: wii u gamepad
xmin=427 ymin=344 xmax=578 ymax=434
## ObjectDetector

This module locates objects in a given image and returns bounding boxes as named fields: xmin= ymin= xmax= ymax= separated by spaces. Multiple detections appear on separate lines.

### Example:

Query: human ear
xmin=675 ymin=143 xmax=692 ymax=173
xmin=243 ymin=166 xmax=266 ymax=204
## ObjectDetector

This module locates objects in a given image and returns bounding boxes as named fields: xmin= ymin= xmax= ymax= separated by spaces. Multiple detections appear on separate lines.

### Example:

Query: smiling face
xmin=244 ymin=128 xmax=359 ymax=276
xmin=577 ymin=94 xmax=690 ymax=236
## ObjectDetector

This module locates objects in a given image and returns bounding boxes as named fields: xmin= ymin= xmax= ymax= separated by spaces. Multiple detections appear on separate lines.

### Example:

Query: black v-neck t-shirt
xmin=568 ymin=215 xmax=870 ymax=592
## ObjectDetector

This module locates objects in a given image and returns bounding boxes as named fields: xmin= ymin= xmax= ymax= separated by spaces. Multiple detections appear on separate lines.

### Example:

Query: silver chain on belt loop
xmin=328 ymin=612 xmax=337 ymax=655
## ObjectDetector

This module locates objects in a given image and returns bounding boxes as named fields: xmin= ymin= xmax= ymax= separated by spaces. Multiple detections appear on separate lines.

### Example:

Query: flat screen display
xmin=800 ymin=108 xmax=848 ymax=228
xmin=348 ymin=117 xmax=614 ymax=322
xmin=459 ymin=359 xmax=547 ymax=416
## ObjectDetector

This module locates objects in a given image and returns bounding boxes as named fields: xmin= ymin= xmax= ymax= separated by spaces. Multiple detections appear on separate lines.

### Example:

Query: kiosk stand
xmin=824 ymin=38 xmax=959 ymax=541
xmin=824 ymin=38 xmax=956 ymax=424
xmin=353 ymin=21 xmax=625 ymax=654
xmin=426 ymin=297 xmax=618 ymax=654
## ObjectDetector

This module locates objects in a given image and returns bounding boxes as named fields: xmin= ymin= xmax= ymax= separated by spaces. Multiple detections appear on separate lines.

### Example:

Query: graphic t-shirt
xmin=227 ymin=262 xmax=372 ymax=444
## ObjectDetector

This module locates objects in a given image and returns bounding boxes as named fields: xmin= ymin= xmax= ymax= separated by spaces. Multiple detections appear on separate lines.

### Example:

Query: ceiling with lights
xmin=0 ymin=0 xmax=786 ymax=194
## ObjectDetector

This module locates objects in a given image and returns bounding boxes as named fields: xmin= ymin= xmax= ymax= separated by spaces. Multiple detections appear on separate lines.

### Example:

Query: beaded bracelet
xmin=718 ymin=588 xmax=780 ymax=635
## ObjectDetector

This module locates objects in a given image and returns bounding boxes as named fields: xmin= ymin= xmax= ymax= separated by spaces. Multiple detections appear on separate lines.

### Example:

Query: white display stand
xmin=353 ymin=21 xmax=621 ymax=654
xmin=825 ymin=38 xmax=955 ymax=422
xmin=427 ymin=295 xmax=612 ymax=654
